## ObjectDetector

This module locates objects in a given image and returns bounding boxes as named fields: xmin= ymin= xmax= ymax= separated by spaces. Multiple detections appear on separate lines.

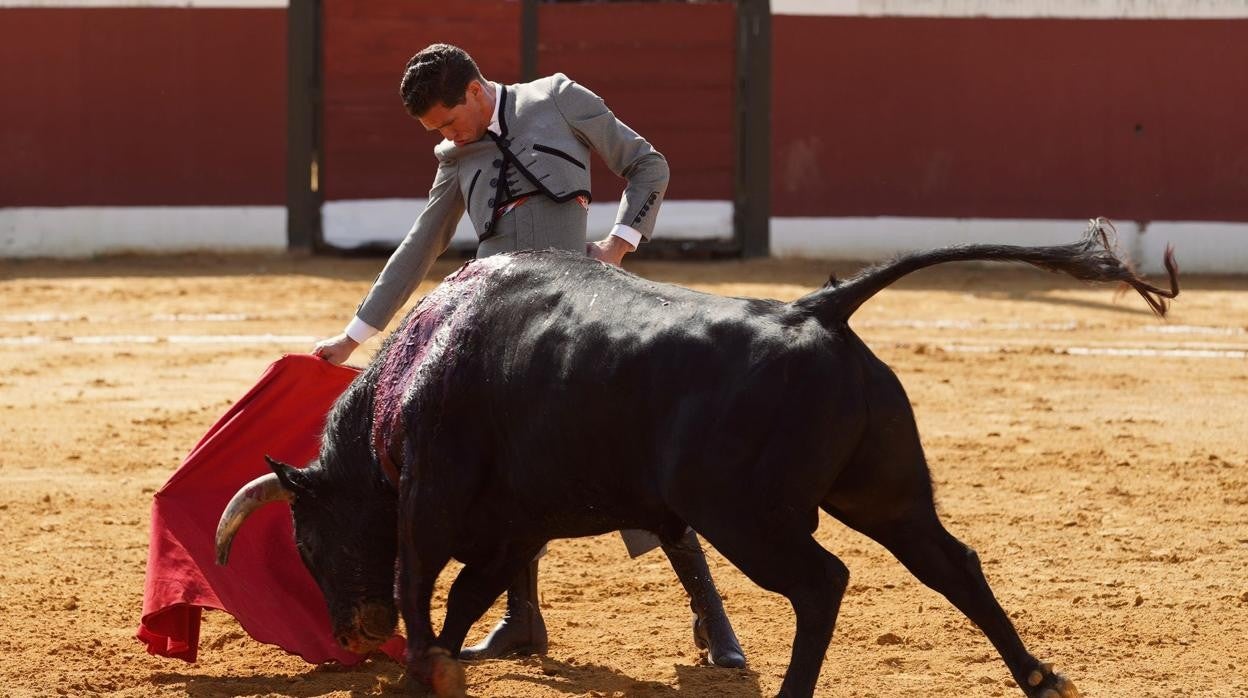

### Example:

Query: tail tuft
xmin=793 ymin=218 xmax=1180 ymax=324
xmin=1077 ymin=218 xmax=1179 ymax=317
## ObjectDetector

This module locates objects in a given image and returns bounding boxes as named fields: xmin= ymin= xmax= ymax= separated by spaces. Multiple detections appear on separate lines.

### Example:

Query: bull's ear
xmin=265 ymin=455 xmax=311 ymax=496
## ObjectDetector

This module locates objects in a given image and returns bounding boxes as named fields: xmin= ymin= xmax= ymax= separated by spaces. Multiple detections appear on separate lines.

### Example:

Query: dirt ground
xmin=1 ymin=251 xmax=1245 ymax=698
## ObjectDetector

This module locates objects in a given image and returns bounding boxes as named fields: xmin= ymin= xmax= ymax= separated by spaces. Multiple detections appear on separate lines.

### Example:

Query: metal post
xmin=286 ymin=0 xmax=322 ymax=251
xmin=521 ymin=0 xmax=539 ymax=82
xmin=734 ymin=0 xmax=771 ymax=258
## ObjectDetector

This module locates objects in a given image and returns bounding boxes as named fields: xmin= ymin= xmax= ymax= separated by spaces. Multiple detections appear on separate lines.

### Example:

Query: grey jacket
xmin=353 ymin=72 xmax=670 ymax=332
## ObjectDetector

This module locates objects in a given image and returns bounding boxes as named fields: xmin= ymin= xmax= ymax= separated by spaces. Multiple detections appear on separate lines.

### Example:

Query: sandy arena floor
xmin=0 ymin=251 xmax=1245 ymax=697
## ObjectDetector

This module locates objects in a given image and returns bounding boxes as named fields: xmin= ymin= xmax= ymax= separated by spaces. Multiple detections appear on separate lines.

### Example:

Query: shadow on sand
xmin=151 ymin=659 xmax=403 ymax=698
xmin=152 ymin=654 xmax=764 ymax=697
xmin=491 ymin=655 xmax=764 ymax=696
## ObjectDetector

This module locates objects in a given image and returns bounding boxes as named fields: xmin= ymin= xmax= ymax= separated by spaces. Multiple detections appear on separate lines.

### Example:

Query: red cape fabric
xmin=137 ymin=354 xmax=405 ymax=665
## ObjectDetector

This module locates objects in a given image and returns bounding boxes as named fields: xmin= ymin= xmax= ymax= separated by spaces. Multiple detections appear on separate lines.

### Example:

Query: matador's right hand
xmin=313 ymin=333 xmax=359 ymax=365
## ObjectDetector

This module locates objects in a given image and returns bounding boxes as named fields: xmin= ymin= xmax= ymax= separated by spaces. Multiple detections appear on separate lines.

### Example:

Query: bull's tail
xmin=793 ymin=219 xmax=1179 ymax=325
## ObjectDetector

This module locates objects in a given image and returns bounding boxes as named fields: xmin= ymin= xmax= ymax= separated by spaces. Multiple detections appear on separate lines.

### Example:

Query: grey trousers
xmin=478 ymin=196 xmax=664 ymax=559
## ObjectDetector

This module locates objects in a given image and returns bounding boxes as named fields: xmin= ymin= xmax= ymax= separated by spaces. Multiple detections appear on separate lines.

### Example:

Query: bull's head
xmin=215 ymin=455 xmax=398 ymax=655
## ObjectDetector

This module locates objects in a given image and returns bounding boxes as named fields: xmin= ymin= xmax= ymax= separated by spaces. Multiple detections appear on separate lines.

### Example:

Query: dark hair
xmin=399 ymin=44 xmax=483 ymax=117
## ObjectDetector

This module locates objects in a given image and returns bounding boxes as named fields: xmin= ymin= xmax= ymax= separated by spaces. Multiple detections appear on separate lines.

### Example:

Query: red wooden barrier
xmin=320 ymin=0 xmax=521 ymax=201
xmin=0 ymin=8 xmax=285 ymax=207
xmin=538 ymin=1 xmax=736 ymax=203
xmin=771 ymin=16 xmax=1248 ymax=221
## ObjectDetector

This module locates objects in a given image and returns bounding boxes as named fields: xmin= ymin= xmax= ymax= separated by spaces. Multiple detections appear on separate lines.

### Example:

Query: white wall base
xmin=3 ymin=205 xmax=1245 ymax=274
xmin=321 ymin=199 xmax=734 ymax=250
xmin=320 ymin=199 xmax=475 ymax=250
xmin=771 ymin=217 xmax=1248 ymax=275
xmin=0 ymin=206 xmax=286 ymax=258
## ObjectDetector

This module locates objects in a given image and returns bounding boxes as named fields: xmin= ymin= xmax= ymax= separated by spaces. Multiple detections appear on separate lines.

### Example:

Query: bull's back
xmin=456 ymin=252 xmax=868 ymax=518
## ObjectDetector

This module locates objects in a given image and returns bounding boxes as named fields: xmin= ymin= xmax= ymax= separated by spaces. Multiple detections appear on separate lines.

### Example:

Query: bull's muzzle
xmin=336 ymin=601 xmax=397 ymax=654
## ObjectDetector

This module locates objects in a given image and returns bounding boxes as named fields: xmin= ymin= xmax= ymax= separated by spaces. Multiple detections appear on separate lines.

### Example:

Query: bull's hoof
xmin=693 ymin=612 xmax=747 ymax=669
xmin=405 ymin=648 xmax=466 ymax=698
xmin=1024 ymin=663 xmax=1080 ymax=698
xmin=427 ymin=648 xmax=466 ymax=698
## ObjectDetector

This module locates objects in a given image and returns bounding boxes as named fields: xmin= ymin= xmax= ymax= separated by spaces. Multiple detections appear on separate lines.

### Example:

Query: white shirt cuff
xmin=344 ymin=316 xmax=380 ymax=343
xmin=609 ymin=224 xmax=642 ymax=250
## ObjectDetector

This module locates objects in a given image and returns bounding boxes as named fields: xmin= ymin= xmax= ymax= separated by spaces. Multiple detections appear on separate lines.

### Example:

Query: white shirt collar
xmin=486 ymin=81 xmax=502 ymax=136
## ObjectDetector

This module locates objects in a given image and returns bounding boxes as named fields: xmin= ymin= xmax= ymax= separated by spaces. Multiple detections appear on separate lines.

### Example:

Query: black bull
xmin=216 ymin=223 xmax=1177 ymax=697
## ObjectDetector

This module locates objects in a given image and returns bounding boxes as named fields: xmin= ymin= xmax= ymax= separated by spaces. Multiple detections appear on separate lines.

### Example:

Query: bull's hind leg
xmin=691 ymin=516 xmax=849 ymax=698
xmin=863 ymin=511 xmax=1077 ymax=698
xmin=826 ymin=458 xmax=1079 ymax=697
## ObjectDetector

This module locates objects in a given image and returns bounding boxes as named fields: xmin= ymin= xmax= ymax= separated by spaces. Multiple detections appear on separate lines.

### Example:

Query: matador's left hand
xmin=587 ymin=236 xmax=633 ymax=267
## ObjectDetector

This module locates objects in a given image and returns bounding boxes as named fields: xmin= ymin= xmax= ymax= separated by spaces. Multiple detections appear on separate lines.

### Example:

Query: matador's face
xmin=418 ymin=79 xmax=494 ymax=147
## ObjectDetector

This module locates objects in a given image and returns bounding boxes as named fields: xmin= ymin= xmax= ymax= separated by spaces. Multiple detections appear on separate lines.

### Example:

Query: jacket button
xmin=503 ymin=139 xmax=512 ymax=147
xmin=487 ymin=198 xmax=495 ymax=207
xmin=489 ymin=178 xmax=498 ymax=187
xmin=493 ymin=159 xmax=502 ymax=168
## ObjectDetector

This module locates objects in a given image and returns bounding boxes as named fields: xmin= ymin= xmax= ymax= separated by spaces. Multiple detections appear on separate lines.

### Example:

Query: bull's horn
xmin=215 ymin=472 xmax=292 ymax=566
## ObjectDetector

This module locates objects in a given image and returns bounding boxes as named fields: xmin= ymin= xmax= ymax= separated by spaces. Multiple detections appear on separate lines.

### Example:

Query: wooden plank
xmin=771 ymin=16 xmax=1248 ymax=222
xmin=0 ymin=8 xmax=286 ymax=207
xmin=538 ymin=1 xmax=737 ymax=204
xmin=320 ymin=0 xmax=519 ymax=200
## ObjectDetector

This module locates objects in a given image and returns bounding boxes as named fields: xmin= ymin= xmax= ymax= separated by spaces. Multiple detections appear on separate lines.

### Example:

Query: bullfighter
xmin=311 ymin=43 xmax=745 ymax=667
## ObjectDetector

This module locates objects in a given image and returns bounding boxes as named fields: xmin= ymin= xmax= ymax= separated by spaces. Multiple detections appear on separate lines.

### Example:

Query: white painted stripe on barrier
xmin=771 ymin=217 xmax=1248 ymax=275
xmin=0 ymin=206 xmax=286 ymax=258
xmin=772 ymin=0 xmax=1248 ymax=18
xmin=5 ymin=205 xmax=1243 ymax=274
xmin=592 ymin=200 xmax=734 ymax=242
xmin=321 ymin=199 xmax=477 ymax=251
xmin=321 ymin=199 xmax=735 ymax=250
xmin=774 ymin=217 xmax=1104 ymax=261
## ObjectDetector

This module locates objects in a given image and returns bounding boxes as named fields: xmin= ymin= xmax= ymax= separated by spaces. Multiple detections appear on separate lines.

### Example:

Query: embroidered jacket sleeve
xmin=550 ymin=75 xmax=669 ymax=242
xmin=349 ymin=154 xmax=464 ymax=339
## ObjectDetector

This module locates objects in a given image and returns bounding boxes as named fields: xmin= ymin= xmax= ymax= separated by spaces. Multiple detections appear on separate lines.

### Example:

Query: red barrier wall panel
xmin=539 ymin=2 xmax=736 ymax=203
xmin=321 ymin=1 xmax=521 ymax=201
xmin=0 ymin=8 xmax=285 ymax=207
xmin=772 ymin=17 xmax=1248 ymax=221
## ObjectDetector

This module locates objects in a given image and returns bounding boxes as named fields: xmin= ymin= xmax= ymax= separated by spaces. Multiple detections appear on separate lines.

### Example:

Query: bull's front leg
xmin=397 ymin=493 xmax=463 ymax=697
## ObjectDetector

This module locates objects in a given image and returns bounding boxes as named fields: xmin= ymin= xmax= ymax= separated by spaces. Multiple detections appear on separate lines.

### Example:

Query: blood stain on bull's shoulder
xmin=369 ymin=257 xmax=510 ymax=466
